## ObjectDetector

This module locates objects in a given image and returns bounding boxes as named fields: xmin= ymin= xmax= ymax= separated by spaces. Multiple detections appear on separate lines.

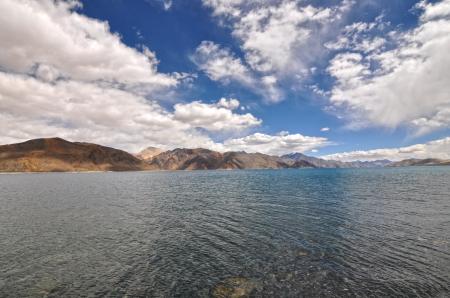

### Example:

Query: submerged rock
xmin=29 ymin=276 xmax=59 ymax=297
xmin=295 ymin=248 xmax=310 ymax=257
xmin=212 ymin=277 xmax=259 ymax=298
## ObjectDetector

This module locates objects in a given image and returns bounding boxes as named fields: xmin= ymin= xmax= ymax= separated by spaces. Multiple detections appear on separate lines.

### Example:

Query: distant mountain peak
xmin=135 ymin=146 xmax=163 ymax=160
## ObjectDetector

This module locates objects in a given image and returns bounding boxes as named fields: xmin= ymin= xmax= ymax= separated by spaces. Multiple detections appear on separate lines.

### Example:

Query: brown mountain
xmin=0 ymin=138 xmax=150 ymax=172
xmin=388 ymin=158 xmax=450 ymax=167
xmin=282 ymin=153 xmax=392 ymax=168
xmin=146 ymin=148 xmax=315 ymax=170
xmin=147 ymin=148 xmax=224 ymax=170
xmin=135 ymin=146 xmax=163 ymax=160
xmin=9 ymin=137 xmax=448 ymax=173
xmin=0 ymin=139 xmax=316 ymax=172
xmin=221 ymin=151 xmax=296 ymax=169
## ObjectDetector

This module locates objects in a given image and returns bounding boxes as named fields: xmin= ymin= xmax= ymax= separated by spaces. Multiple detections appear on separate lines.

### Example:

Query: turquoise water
xmin=0 ymin=167 xmax=449 ymax=297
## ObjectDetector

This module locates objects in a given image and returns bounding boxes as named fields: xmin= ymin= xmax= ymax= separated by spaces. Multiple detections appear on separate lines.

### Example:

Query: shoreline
xmin=0 ymin=167 xmax=318 ymax=174
xmin=1 ymin=165 xmax=448 ymax=174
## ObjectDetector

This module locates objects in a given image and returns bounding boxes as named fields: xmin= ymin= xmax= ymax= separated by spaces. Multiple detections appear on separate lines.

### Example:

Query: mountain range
xmin=281 ymin=153 xmax=392 ymax=168
xmin=146 ymin=148 xmax=314 ymax=170
xmin=388 ymin=158 xmax=450 ymax=167
xmin=0 ymin=138 xmax=448 ymax=172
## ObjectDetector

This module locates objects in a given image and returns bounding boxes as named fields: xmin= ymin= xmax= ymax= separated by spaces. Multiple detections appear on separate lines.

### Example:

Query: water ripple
xmin=0 ymin=167 xmax=449 ymax=297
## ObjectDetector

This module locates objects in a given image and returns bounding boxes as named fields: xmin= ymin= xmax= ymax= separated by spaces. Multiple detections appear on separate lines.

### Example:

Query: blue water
xmin=0 ymin=167 xmax=449 ymax=297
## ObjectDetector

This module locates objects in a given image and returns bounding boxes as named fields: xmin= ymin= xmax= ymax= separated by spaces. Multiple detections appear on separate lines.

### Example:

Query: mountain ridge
xmin=146 ymin=148 xmax=315 ymax=170
xmin=0 ymin=138 xmax=448 ymax=172
xmin=388 ymin=158 xmax=450 ymax=167
xmin=0 ymin=138 xmax=150 ymax=172
xmin=281 ymin=153 xmax=392 ymax=168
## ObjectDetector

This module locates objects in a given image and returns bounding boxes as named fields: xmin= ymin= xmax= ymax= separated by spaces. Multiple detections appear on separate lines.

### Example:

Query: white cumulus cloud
xmin=192 ymin=41 xmax=254 ymax=86
xmin=202 ymin=0 xmax=354 ymax=86
xmin=223 ymin=132 xmax=330 ymax=155
xmin=321 ymin=137 xmax=450 ymax=162
xmin=0 ymin=0 xmax=177 ymax=90
xmin=173 ymin=98 xmax=262 ymax=132
xmin=0 ymin=72 xmax=220 ymax=152
xmin=192 ymin=41 xmax=284 ymax=102
xmin=327 ymin=0 xmax=450 ymax=136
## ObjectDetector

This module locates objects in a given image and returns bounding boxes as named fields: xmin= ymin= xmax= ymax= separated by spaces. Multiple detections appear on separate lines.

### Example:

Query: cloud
xmin=232 ymin=1 xmax=338 ymax=74
xmin=217 ymin=97 xmax=240 ymax=109
xmin=203 ymin=0 xmax=450 ymax=139
xmin=199 ymin=0 xmax=355 ymax=103
xmin=202 ymin=0 xmax=246 ymax=18
xmin=321 ymin=127 xmax=330 ymax=132
xmin=327 ymin=0 xmax=450 ymax=135
xmin=162 ymin=0 xmax=173 ymax=10
xmin=192 ymin=41 xmax=283 ymax=102
xmin=173 ymin=98 xmax=262 ymax=132
xmin=418 ymin=0 xmax=450 ymax=21
xmin=202 ymin=0 xmax=354 ymax=80
xmin=145 ymin=0 xmax=173 ymax=11
xmin=223 ymin=132 xmax=330 ymax=155
xmin=325 ymin=19 xmax=387 ymax=54
xmin=0 ymin=71 xmax=221 ymax=152
xmin=321 ymin=137 xmax=450 ymax=162
xmin=0 ymin=0 xmax=176 ymax=90
xmin=192 ymin=41 xmax=254 ymax=86
xmin=0 ymin=70 xmax=271 ymax=153
xmin=0 ymin=70 xmax=327 ymax=155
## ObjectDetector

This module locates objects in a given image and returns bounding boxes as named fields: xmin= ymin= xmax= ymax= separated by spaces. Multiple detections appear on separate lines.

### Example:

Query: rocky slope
xmin=282 ymin=153 xmax=392 ymax=168
xmin=388 ymin=158 xmax=450 ymax=167
xmin=0 ymin=138 xmax=150 ymax=172
xmin=282 ymin=153 xmax=349 ymax=168
xmin=147 ymin=149 xmax=315 ymax=170
xmin=135 ymin=146 xmax=163 ymax=160
xmin=146 ymin=148 xmax=224 ymax=170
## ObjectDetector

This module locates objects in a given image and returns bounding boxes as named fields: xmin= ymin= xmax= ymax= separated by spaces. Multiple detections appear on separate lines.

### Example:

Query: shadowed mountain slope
xmin=388 ymin=158 xmax=450 ymax=167
xmin=147 ymin=149 xmax=315 ymax=170
xmin=282 ymin=153 xmax=392 ymax=168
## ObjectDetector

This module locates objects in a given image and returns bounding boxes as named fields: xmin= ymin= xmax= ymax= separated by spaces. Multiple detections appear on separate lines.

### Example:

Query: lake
xmin=0 ymin=168 xmax=449 ymax=297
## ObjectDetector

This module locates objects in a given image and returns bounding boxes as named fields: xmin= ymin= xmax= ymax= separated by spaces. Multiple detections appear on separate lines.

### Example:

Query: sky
xmin=1 ymin=0 xmax=450 ymax=161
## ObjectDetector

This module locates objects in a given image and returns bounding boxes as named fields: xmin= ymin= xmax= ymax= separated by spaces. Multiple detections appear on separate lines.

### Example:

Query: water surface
xmin=0 ymin=168 xmax=449 ymax=297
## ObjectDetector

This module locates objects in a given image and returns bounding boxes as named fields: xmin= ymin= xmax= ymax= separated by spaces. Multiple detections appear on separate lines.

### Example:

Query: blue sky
xmin=1 ymin=0 xmax=450 ymax=160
